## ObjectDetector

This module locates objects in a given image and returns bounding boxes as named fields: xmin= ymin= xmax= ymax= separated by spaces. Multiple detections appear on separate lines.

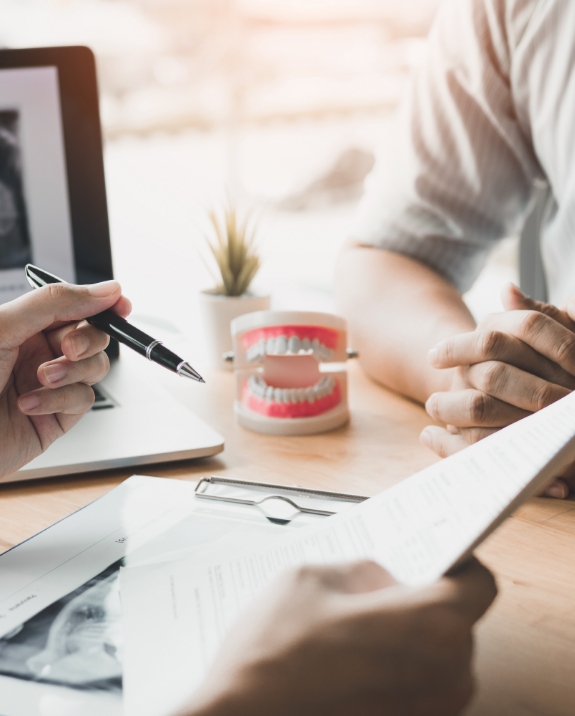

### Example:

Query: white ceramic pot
xmin=199 ymin=290 xmax=271 ymax=370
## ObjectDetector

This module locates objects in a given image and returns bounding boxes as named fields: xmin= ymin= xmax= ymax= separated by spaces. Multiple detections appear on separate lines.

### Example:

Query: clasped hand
xmin=422 ymin=283 xmax=575 ymax=497
xmin=0 ymin=281 xmax=130 ymax=479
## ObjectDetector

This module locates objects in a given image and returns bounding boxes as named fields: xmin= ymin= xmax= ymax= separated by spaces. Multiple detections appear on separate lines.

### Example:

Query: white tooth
xmin=289 ymin=388 xmax=298 ymax=403
xmin=276 ymin=336 xmax=288 ymax=354
xmin=288 ymin=336 xmax=300 ymax=353
xmin=301 ymin=338 xmax=310 ymax=351
xmin=312 ymin=338 xmax=319 ymax=352
xmin=266 ymin=386 xmax=274 ymax=402
xmin=318 ymin=377 xmax=332 ymax=397
xmin=248 ymin=375 xmax=257 ymax=393
xmin=281 ymin=389 xmax=290 ymax=402
xmin=266 ymin=337 xmax=275 ymax=354
xmin=257 ymin=377 xmax=267 ymax=397
xmin=305 ymin=387 xmax=316 ymax=403
xmin=296 ymin=388 xmax=306 ymax=402
xmin=274 ymin=387 xmax=283 ymax=403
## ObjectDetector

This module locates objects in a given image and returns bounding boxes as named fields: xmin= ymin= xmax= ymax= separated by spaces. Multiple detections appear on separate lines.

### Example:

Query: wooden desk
xmin=0 ymin=363 xmax=573 ymax=716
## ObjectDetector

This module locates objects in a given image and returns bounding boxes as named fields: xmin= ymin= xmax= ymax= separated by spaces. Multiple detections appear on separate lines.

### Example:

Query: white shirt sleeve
xmin=354 ymin=0 xmax=543 ymax=293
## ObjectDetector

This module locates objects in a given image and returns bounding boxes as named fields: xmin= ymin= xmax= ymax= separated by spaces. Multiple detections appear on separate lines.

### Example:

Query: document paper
xmin=0 ymin=475 xmax=294 ymax=716
xmin=121 ymin=390 xmax=575 ymax=716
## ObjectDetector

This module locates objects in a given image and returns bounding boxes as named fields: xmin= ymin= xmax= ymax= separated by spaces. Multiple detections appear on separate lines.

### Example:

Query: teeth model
xmin=245 ymin=334 xmax=334 ymax=363
xmin=243 ymin=374 xmax=341 ymax=419
xmin=233 ymin=312 xmax=350 ymax=433
xmin=248 ymin=374 xmax=335 ymax=403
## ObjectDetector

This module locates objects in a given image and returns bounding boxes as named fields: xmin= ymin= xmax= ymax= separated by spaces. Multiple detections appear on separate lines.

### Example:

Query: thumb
xmin=0 ymin=281 xmax=122 ymax=351
xmin=302 ymin=561 xmax=397 ymax=596
xmin=502 ymin=283 xmax=575 ymax=330
xmin=439 ymin=558 xmax=498 ymax=625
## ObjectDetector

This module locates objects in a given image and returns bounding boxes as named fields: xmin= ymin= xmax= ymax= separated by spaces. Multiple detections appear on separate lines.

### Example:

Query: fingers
xmin=0 ymin=281 xmax=124 ymax=352
xmin=426 ymin=389 xmax=529 ymax=428
xmin=18 ymin=341 xmax=110 ymax=420
xmin=456 ymin=426 xmax=499 ymax=443
xmin=430 ymin=311 xmax=575 ymax=382
xmin=112 ymin=294 xmax=132 ymax=319
xmin=420 ymin=426 xmax=470 ymax=457
xmin=292 ymin=562 xmax=397 ymax=596
xmin=36 ymin=352 xmax=110 ymax=390
xmin=321 ymin=561 xmax=398 ymax=594
xmin=501 ymin=283 xmax=575 ymax=331
xmin=45 ymin=321 xmax=110 ymax=361
xmin=461 ymin=361 xmax=570 ymax=412
xmin=18 ymin=383 xmax=95 ymax=417
xmin=439 ymin=558 xmax=498 ymax=625
xmin=544 ymin=480 xmax=570 ymax=499
xmin=429 ymin=327 xmax=575 ymax=390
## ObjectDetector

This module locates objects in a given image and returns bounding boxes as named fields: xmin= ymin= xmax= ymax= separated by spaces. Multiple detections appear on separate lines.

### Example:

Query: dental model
xmin=230 ymin=311 xmax=352 ymax=435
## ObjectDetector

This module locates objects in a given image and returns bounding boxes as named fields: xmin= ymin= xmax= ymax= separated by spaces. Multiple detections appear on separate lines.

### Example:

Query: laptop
xmin=0 ymin=46 xmax=224 ymax=482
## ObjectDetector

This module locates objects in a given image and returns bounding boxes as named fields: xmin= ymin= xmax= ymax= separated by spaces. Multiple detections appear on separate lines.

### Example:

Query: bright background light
xmin=1 ymin=0 xmax=516 ymax=353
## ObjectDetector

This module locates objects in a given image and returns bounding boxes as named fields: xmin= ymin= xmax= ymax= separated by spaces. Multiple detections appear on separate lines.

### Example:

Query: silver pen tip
xmin=178 ymin=362 xmax=205 ymax=383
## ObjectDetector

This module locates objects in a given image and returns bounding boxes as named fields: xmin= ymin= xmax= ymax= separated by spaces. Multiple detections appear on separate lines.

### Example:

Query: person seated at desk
xmin=337 ymin=0 xmax=575 ymax=499
xmin=0 ymin=282 xmax=496 ymax=715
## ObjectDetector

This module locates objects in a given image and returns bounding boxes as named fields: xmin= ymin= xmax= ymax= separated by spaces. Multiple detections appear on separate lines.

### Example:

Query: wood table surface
xmin=0 ymin=361 xmax=573 ymax=716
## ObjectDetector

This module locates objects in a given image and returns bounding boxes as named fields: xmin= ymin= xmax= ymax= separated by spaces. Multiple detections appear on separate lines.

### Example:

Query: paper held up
xmin=0 ymin=475 xmax=309 ymax=716
xmin=121 ymin=389 xmax=575 ymax=716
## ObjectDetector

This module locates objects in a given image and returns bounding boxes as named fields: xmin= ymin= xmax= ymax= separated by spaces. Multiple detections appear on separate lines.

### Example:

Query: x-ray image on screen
xmin=0 ymin=109 xmax=32 ymax=270
xmin=0 ymin=66 xmax=76 ymax=303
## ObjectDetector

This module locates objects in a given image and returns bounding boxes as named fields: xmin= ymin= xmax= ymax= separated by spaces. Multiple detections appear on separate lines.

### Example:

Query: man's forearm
xmin=335 ymin=245 xmax=476 ymax=403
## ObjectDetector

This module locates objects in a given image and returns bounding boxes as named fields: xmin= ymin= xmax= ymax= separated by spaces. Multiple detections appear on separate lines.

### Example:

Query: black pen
xmin=25 ymin=264 xmax=205 ymax=383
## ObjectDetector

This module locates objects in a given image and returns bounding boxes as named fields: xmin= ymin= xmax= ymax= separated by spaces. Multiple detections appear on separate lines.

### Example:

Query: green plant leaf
xmin=201 ymin=201 xmax=261 ymax=296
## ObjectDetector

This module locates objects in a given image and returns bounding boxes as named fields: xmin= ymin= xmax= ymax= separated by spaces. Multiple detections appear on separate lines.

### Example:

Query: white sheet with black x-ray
xmin=0 ymin=475 xmax=303 ymax=716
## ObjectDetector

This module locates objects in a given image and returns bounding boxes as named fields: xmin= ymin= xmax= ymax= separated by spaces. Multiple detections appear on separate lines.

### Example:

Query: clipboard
xmin=0 ymin=475 xmax=367 ymax=716
xmin=195 ymin=476 xmax=368 ymax=522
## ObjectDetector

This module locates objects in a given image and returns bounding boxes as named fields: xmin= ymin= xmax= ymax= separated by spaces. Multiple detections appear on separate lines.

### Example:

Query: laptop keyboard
xmin=91 ymin=384 xmax=116 ymax=411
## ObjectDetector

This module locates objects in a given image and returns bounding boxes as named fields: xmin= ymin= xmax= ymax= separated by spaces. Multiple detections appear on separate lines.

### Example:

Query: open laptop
xmin=0 ymin=46 xmax=224 ymax=482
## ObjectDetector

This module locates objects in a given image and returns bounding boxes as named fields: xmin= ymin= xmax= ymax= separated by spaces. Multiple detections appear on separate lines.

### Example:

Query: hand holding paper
xmin=179 ymin=559 xmax=496 ymax=716
xmin=122 ymin=389 xmax=575 ymax=716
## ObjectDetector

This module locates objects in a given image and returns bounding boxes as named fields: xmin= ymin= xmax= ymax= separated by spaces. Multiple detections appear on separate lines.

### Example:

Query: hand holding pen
xmin=25 ymin=265 xmax=204 ymax=382
xmin=0 ymin=276 xmax=132 ymax=476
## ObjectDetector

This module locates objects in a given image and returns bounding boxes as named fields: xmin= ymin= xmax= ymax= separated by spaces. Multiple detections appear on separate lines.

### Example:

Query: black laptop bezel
xmin=0 ymin=45 xmax=118 ymax=357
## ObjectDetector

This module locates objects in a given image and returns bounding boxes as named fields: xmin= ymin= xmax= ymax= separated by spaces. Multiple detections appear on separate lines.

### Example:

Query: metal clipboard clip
xmin=195 ymin=476 xmax=367 ymax=521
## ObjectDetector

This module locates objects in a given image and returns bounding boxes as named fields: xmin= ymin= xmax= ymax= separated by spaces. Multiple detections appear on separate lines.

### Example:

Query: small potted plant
xmin=199 ymin=202 xmax=270 ymax=369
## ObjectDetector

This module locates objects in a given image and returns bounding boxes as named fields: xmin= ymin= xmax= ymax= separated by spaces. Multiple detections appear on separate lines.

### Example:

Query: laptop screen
xmin=0 ymin=65 xmax=76 ymax=304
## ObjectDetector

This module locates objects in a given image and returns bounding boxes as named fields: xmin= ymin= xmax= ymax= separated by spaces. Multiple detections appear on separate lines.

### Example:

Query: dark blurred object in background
xmin=0 ymin=110 xmax=32 ymax=269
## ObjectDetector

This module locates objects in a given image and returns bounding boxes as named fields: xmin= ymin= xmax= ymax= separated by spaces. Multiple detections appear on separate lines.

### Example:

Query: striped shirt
xmin=355 ymin=0 xmax=575 ymax=306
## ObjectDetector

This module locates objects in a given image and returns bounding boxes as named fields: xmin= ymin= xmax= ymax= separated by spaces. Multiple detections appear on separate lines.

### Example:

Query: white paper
xmin=0 ymin=475 xmax=300 ymax=716
xmin=121 ymin=390 xmax=575 ymax=716
xmin=0 ymin=476 xmax=200 ymax=716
